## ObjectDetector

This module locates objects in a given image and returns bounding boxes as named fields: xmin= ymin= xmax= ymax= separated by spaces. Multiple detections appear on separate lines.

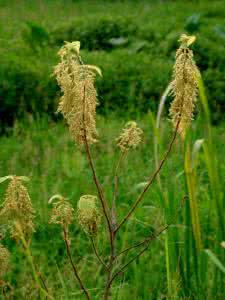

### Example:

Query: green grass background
xmin=0 ymin=0 xmax=225 ymax=299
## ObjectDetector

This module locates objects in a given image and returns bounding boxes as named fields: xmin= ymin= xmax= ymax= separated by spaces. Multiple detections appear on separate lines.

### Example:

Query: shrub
xmin=51 ymin=16 xmax=136 ymax=51
xmin=1 ymin=14 xmax=225 ymax=130
xmin=0 ymin=49 xmax=58 ymax=132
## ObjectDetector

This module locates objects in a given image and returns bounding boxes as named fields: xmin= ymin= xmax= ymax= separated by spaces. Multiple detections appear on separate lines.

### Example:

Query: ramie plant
xmin=0 ymin=34 xmax=199 ymax=299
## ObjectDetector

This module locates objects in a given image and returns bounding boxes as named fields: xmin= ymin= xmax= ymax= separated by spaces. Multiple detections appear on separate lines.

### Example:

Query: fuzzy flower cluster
xmin=0 ymin=176 xmax=35 ymax=240
xmin=54 ymin=41 xmax=101 ymax=145
xmin=0 ymin=244 xmax=10 ymax=278
xmin=169 ymin=34 xmax=200 ymax=138
xmin=116 ymin=121 xmax=143 ymax=152
xmin=77 ymin=195 xmax=100 ymax=236
xmin=49 ymin=195 xmax=74 ymax=228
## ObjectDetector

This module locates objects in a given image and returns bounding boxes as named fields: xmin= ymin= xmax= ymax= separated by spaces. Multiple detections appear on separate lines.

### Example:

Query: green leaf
xmin=204 ymin=249 xmax=225 ymax=274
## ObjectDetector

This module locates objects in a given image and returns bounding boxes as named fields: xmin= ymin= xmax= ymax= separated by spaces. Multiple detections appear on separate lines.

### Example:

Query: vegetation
xmin=1 ymin=0 xmax=225 ymax=131
xmin=0 ymin=1 xmax=225 ymax=299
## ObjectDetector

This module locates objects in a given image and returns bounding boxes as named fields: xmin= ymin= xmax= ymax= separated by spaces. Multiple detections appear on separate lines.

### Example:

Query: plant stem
xmin=112 ymin=151 xmax=127 ymax=229
xmin=82 ymin=84 xmax=113 ymax=251
xmin=108 ymin=195 xmax=186 ymax=288
xmin=63 ymin=227 xmax=90 ymax=300
xmin=90 ymin=237 xmax=108 ymax=270
xmin=115 ymin=120 xmax=180 ymax=233
xmin=103 ymin=231 xmax=115 ymax=300
xmin=18 ymin=227 xmax=53 ymax=300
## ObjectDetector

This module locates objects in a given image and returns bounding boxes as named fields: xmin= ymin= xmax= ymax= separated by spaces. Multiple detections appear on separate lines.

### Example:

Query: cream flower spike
xmin=169 ymin=34 xmax=200 ymax=138
xmin=54 ymin=41 xmax=101 ymax=145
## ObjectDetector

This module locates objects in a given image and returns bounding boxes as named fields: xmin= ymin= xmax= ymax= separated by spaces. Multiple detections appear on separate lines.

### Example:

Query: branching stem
xmin=63 ymin=227 xmax=90 ymax=300
xmin=115 ymin=120 xmax=180 ymax=233
xmin=90 ymin=237 xmax=108 ymax=270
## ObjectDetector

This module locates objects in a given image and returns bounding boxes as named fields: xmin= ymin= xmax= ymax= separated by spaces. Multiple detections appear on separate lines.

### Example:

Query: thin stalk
xmin=103 ymin=231 xmax=115 ymax=300
xmin=82 ymin=84 xmax=113 ymax=251
xmin=2 ymin=287 xmax=7 ymax=300
xmin=112 ymin=151 xmax=128 ymax=229
xmin=165 ymin=233 xmax=171 ymax=298
xmin=18 ymin=229 xmax=53 ymax=300
xmin=184 ymin=140 xmax=202 ymax=251
xmin=114 ymin=195 xmax=186 ymax=260
xmin=63 ymin=227 xmax=90 ymax=300
xmin=81 ymin=83 xmax=115 ymax=300
xmin=115 ymin=224 xmax=170 ymax=259
xmin=115 ymin=120 xmax=180 ymax=233
xmin=90 ymin=237 xmax=108 ymax=270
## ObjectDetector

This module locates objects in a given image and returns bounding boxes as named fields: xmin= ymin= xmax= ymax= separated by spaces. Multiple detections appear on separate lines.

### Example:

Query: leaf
xmin=0 ymin=176 xmax=13 ymax=184
xmin=19 ymin=176 xmax=30 ymax=182
xmin=48 ymin=194 xmax=64 ymax=204
xmin=133 ymin=182 xmax=148 ymax=191
xmin=204 ymin=249 xmax=225 ymax=274
xmin=86 ymin=65 xmax=102 ymax=77
xmin=192 ymin=138 xmax=204 ymax=165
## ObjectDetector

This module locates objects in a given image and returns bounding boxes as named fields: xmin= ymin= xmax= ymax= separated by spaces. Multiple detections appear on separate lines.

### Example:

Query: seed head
xmin=49 ymin=195 xmax=74 ymax=228
xmin=54 ymin=41 xmax=101 ymax=145
xmin=0 ymin=176 xmax=35 ymax=240
xmin=77 ymin=195 xmax=100 ymax=236
xmin=169 ymin=34 xmax=200 ymax=138
xmin=0 ymin=244 xmax=10 ymax=278
xmin=116 ymin=121 xmax=143 ymax=152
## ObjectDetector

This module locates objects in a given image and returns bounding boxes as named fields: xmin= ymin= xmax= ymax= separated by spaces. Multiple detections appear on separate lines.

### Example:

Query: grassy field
xmin=0 ymin=111 xmax=225 ymax=299
xmin=0 ymin=0 xmax=225 ymax=299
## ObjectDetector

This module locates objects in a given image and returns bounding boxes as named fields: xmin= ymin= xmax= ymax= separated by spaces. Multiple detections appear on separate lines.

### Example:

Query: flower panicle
xmin=49 ymin=195 xmax=74 ymax=228
xmin=77 ymin=195 xmax=101 ymax=236
xmin=116 ymin=121 xmax=143 ymax=152
xmin=169 ymin=34 xmax=200 ymax=138
xmin=54 ymin=41 xmax=101 ymax=145
xmin=0 ymin=244 xmax=10 ymax=278
xmin=0 ymin=176 xmax=35 ymax=240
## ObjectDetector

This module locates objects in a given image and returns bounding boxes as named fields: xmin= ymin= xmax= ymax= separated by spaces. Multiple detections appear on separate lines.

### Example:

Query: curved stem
xmin=63 ymin=227 xmax=90 ymax=300
xmin=18 ymin=226 xmax=53 ymax=300
xmin=115 ymin=120 xmax=180 ymax=234
xmin=82 ymin=84 xmax=113 ymax=250
xmin=112 ymin=151 xmax=128 ymax=229
xmin=108 ymin=195 xmax=186 ymax=289
xmin=90 ymin=237 xmax=108 ymax=270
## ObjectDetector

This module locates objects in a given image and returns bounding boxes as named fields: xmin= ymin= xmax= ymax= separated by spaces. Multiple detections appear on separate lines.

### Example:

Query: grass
xmin=0 ymin=111 xmax=224 ymax=299
xmin=0 ymin=0 xmax=225 ymax=299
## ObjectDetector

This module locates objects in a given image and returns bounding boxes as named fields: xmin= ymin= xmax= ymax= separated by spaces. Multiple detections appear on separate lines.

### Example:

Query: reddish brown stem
xmin=115 ymin=120 xmax=180 ymax=234
xmin=90 ymin=237 xmax=108 ymax=270
xmin=82 ymin=85 xmax=113 ymax=250
xmin=108 ymin=195 xmax=186 ymax=289
xmin=63 ymin=228 xmax=90 ymax=300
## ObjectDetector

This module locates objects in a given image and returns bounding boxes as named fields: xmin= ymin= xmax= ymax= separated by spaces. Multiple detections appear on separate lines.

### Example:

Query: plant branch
xmin=112 ymin=151 xmax=128 ymax=229
xmin=63 ymin=227 xmax=90 ymax=300
xmin=115 ymin=120 xmax=180 ymax=233
xmin=108 ymin=195 xmax=186 ymax=288
xmin=17 ymin=225 xmax=53 ymax=300
xmin=82 ymin=84 xmax=113 ymax=250
xmin=90 ymin=237 xmax=108 ymax=270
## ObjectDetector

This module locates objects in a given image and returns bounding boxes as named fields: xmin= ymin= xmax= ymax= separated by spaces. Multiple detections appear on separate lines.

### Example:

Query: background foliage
xmin=0 ymin=1 xmax=225 ymax=299
xmin=0 ymin=0 xmax=225 ymax=131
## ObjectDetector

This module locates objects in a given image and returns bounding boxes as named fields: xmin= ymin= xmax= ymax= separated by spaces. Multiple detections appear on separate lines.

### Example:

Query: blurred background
xmin=0 ymin=0 xmax=225 ymax=132
xmin=0 ymin=1 xmax=225 ymax=299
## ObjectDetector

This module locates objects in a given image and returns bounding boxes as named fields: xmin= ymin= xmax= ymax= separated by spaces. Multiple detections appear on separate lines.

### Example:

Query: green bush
xmin=0 ymin=49 xmax=58 ymax=132
xmin=51 ymin=17 xmax=136 ymax=50
xmin=1 ymin=11 xmax=225 ymax=130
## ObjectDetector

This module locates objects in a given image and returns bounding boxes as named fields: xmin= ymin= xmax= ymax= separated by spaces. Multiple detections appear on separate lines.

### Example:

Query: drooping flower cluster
xmin=0 ymin=176 xmax=35 ymax=240
xmin=49 ymin=195 xmax=74 ymax=228
xmin=169 ymin=34 xmax=200 ymax=138
xmin=116 ymin=121 xmax=143 ymax=152
xmin=77 ymin=195 xmax=100 ymax=236
xmin=54 ymin=41 xmax=101 ymax=144
xmin=0 ymin=244 xmax=10 ymax=278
